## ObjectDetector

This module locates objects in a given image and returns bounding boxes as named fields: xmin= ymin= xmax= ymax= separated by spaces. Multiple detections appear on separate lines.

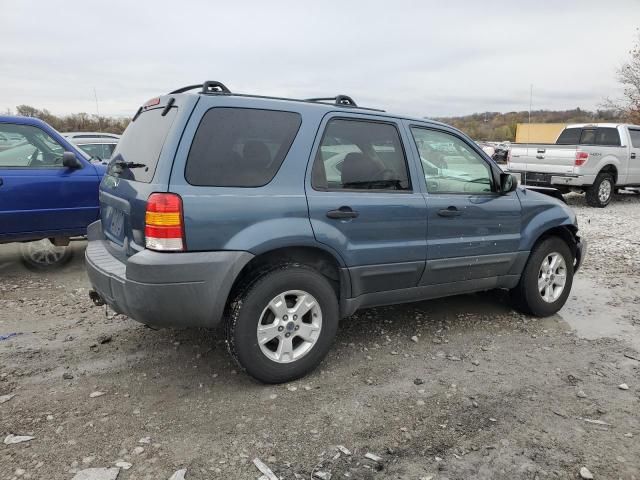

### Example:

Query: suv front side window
xmin=0 ymin=124 xmax=65 ymax=168
xmin=311 ymin=119 xmax=411 ymax=191
xmin=410 ymin=127 xmax=493 ymax=194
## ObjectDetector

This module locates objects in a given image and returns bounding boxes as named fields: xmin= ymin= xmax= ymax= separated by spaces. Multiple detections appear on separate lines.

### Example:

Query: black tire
xmin=20 ymin=239 xmax=73 ymax=271
xmin=225 ymin=264 xmax=339 ymax=384
xmin=585 ymin=172 xmax=614 ymax=208
xmin=510 ymin=236 xmax=574 ymax=317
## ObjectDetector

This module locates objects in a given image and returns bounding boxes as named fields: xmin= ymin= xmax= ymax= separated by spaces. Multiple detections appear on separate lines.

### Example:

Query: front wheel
xmin=586 ymin=173 xmax=614 ymax=207
xmin=225 ymin=265 xmax=339 ymax=383
xmin=511 ymin=236 xmax=574 ymax=317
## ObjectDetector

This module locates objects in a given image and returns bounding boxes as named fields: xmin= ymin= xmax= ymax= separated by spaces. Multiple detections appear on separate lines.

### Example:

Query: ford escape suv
xmin=86 ymin=81 xmax=585 ymax=383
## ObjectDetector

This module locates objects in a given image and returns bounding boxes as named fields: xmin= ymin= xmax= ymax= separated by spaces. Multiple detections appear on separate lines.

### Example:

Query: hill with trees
xmin=5 ymin=105 xmax=129 ymax=134
xmin=434 ymin=108 xmax=624 ymax=142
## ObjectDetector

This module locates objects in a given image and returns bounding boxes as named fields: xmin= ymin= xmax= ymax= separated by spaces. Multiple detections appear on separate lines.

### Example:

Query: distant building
xmin=515 ymin=123 xmax=566 ymax=143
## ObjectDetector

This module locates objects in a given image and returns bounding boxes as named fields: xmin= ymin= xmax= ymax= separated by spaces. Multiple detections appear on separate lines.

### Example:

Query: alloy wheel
xmin=538 ymin=252 xmax=567 ymax=303
xmin=257 ymin=290 xmax=322 ymax=363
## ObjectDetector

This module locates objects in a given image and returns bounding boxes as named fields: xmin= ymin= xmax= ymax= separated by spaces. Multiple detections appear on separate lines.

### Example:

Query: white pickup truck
xmin=507 ymin=123 xmax=640 ymax=207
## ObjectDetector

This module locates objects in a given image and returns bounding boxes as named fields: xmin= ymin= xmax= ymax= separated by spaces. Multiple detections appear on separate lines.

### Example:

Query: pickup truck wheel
xmin=20 ymin=239 xmax=73 ymax=271
xmin=586 ymin=173 xmax=614 ymax=207
xmin=225 ymin=264 xmax=339 ymax=384
xmin=511 ymin=236 xmax=574 ymax=317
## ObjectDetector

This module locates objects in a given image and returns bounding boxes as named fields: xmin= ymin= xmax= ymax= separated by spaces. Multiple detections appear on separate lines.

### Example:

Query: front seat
xmin=341 ymin=152 xmax=383 ymax=188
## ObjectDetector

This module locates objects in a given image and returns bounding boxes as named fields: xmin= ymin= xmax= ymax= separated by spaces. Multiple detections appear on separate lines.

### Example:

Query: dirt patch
xmin=1 ymin=193 xmax=639 ymax=480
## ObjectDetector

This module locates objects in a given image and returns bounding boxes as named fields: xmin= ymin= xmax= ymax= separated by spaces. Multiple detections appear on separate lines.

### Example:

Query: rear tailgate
xmin=509 ymin=144 xmax=578 ymax=174
xmin=99 ymin=94 xmax=198 ymax=257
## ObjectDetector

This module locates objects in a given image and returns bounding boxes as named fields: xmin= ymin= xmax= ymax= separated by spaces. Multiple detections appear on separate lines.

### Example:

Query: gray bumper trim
xmin=85 ymin=223 xmax=254 ymax=328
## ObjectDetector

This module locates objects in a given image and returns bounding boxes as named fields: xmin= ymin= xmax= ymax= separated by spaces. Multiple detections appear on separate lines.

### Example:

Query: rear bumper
xmin=509 ymin=171 xmax=595 ymax=188
xmin=85 ymin=221 xmax=253 ymax=328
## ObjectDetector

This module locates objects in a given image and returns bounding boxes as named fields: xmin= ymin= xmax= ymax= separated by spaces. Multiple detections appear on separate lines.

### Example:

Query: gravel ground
xmin=1 ymin=192 xmax=639 ymax=480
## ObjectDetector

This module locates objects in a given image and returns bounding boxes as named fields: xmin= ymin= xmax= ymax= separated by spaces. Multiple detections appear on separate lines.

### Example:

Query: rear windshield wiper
xmin=111 ymin=159 xmax=146 ymax=169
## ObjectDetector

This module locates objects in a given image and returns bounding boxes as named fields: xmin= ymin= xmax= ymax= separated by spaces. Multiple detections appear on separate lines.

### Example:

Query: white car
xmin=63 ymin=132 xmax=121 ymax=162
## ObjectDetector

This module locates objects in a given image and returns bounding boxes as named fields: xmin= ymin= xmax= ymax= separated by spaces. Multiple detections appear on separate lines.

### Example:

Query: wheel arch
xmin=226 ymin=245 xmax=350 ymax=313
xmin=597 ymin=163 xmax=618 ymax=184
xmin=527 ymin=224 xmax=579 ymax=270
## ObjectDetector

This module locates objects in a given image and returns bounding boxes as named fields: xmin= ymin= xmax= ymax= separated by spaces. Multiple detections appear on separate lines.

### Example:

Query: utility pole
xmin=93 ymin=87 xmax=101 ymax=131
xmin=528 ymin=84 xmax=533 ymax=145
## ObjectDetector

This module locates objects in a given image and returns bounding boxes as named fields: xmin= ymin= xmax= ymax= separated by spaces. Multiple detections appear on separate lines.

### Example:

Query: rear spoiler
xmin=521 ymin=185 xmax=567 ymax=203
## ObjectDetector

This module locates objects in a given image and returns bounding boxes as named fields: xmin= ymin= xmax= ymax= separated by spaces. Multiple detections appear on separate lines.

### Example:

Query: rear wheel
xmin=225 ymin=264 xmax=339 ymax=383
xmin=20 ymin=239 xmax=73 ymax=271
xmin=586 ymin=173 xmax=614 ymax=207
xmin=511 ymin=236 xmax=574 ymax=317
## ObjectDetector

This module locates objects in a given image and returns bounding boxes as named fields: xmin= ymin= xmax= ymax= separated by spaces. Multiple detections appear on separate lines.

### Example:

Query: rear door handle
xmin=438 ymin=206 xmax=461 ymax=217
xmin=0 ymin=177 xmax=3 ymax=186
xmin=326 ymin=206 xmax=359 ymax=219
xmin=632 ymin=152 xmax=637 ymax=159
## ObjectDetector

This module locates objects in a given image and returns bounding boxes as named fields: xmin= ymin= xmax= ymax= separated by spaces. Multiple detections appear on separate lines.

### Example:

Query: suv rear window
xmin=185 ymin=108 xmax=301 ymax=187
xmin=108 ymin=107 xmax=177 ymax=183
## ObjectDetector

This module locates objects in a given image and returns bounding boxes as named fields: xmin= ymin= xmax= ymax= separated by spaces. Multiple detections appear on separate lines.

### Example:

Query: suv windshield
xmin=108 ymin=107 xmax=177 ymax=182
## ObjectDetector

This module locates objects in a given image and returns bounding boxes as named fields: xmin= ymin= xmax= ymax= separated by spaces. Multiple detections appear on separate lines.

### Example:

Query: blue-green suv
xmin=86 ymin=81 xmax=585 ymax=383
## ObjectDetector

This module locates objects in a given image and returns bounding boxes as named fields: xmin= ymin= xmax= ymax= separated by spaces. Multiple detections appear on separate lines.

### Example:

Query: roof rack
xmin=169 ymin=81 xmax=231 ymax=95
xmin=306 ymin=95 xmax=358 ymax=107
xmin=167 ymin=82 xmax=384 ymax=111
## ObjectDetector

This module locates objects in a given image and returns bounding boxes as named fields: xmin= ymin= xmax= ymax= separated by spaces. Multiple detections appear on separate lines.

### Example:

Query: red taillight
xmin=575 ymin=151 xmax=589 ymax=166
xmin=145 ymin=193 xmax=185 ymax=251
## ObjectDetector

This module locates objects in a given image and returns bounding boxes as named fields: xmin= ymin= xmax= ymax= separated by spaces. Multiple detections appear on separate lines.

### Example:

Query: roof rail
xmin=169 ymin=81 xmax=231 ymax=95
xmin=306 ymin=95 xmax=358 ymax=107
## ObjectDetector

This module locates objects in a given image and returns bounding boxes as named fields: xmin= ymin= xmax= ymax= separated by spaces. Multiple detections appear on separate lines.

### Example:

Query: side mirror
xmin=62 ymin=151 xmax=82 ymax=169
xmin=500 ymin=172 xmax=518 ymax=195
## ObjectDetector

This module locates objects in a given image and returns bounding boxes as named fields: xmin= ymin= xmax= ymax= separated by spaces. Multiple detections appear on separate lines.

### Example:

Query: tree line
xmin=5 ymin=105 xmax=129 ymax=134
xmin=435 ymin=108 xmax=624 ymax=142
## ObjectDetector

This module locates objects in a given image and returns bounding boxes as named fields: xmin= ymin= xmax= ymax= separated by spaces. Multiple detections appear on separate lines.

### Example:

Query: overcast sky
xmin=1 ymin=0 xmax=638 ymax=118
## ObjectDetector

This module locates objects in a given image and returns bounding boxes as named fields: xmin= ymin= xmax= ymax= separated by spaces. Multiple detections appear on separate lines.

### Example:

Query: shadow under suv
xmin=86 ymin=81 xmax=585 ymax=383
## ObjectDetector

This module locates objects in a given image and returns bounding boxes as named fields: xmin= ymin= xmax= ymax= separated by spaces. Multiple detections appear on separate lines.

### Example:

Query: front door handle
xmin=632 ymin=152 xmax=637 ymax=159
xmin=326 ymin=206 xmax=359 ymax=219
xmin=438 ymin=206 xmax=461 ymax=217
xmin=0 ymin=177 xmax=3 ymax=186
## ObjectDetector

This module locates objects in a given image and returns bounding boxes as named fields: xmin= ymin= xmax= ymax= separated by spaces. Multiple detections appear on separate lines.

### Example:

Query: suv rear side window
xmin=109 ymin=107 xmax=177 ymax=183
xmin=311 ymin=119 xmax=411 ymax=191
xmin=185 ymin=108 xmax=301 ymax=187
xmin=556 ymin=128 xmax=581 ymax=144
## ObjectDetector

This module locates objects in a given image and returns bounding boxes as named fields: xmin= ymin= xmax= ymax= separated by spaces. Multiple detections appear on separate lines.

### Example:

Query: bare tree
xmin=604 ymin=31 xmax=640 ymax=123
